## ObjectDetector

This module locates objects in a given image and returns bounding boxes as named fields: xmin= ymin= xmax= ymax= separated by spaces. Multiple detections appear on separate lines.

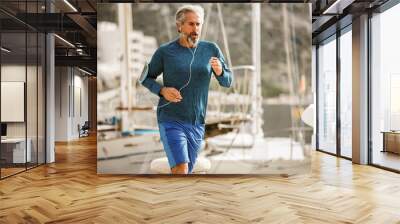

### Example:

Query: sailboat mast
xmin=118 ymin=4 xmax=133 ymax=132
xmin=251 ymin=3 xmax=263 ymax=137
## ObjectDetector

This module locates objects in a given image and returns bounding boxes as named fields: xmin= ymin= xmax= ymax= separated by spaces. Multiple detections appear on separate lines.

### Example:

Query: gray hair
xmin=175 ymin=5 xmax=204 ymax=25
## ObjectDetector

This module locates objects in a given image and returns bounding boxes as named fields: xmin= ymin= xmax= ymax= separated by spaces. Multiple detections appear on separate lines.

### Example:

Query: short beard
xmin=181 ymin=33 xmax=199 ymax=47
xmin=188 ymin=35 xmax=198 ymax=47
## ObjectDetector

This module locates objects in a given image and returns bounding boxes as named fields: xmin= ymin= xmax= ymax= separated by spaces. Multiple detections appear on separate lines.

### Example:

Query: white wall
xmin=1 ymin=64 xmax=46 ymax=164
xmin=55 ymin=67 xmax=69 ymax=141
xmin=71 ymin=73 xmax=89 ymax=138
xmin=55 ymin=67 xmax=89 ymax=141
xmin=1 ymin=65 xmax=28 ymax=138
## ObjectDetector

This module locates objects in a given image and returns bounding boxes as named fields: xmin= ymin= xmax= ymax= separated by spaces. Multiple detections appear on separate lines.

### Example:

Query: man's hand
xmin=209 ymin=57 xmax=222 ymax=76
xmin=160 ymin=87 xmax=182 ymax=103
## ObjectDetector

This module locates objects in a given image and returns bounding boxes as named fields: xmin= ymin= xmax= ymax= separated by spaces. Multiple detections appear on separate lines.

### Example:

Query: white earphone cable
xmin=158 ymin=45 xmax=198 ymax=109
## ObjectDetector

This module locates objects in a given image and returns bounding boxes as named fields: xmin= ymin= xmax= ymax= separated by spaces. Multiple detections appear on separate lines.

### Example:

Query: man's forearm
xmin=142 ymin=78 xmax=163 ymax=96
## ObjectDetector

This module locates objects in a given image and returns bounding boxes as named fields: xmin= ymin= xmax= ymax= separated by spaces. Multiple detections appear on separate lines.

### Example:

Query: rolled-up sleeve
xmin=214 ymin=44 xmax=233 ymax=88
xmin=141 ymin=48 xmax=163 ymax=96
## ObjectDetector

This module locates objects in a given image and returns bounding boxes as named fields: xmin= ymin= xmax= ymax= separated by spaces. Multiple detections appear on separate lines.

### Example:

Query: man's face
xmin=180 ymin=12 xmax=202 ymax=45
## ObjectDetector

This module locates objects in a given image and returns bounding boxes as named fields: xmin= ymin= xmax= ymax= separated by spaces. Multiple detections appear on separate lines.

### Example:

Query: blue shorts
xmin=158 ymin=121 xmax=205 ymax=173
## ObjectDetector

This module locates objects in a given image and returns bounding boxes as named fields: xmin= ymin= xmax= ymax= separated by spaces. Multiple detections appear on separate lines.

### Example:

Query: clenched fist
xmin=209 ymin=57 xmax=222 ymax=76
xmin=160 ymin=87 xmax=182 ymax=103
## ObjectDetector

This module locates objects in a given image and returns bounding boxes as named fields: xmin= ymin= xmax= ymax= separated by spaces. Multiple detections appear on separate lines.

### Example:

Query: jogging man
xmin=142 ymin=4 xmax=233 ymax=174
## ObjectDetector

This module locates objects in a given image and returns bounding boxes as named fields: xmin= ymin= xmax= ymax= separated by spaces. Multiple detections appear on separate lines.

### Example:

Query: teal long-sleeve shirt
xmin=142 ymin=38 xmax=233 ymax=125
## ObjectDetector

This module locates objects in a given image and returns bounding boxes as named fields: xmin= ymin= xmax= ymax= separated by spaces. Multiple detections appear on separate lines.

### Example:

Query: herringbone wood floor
xmin=1 ymin=135 xmax=400 ymax=223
